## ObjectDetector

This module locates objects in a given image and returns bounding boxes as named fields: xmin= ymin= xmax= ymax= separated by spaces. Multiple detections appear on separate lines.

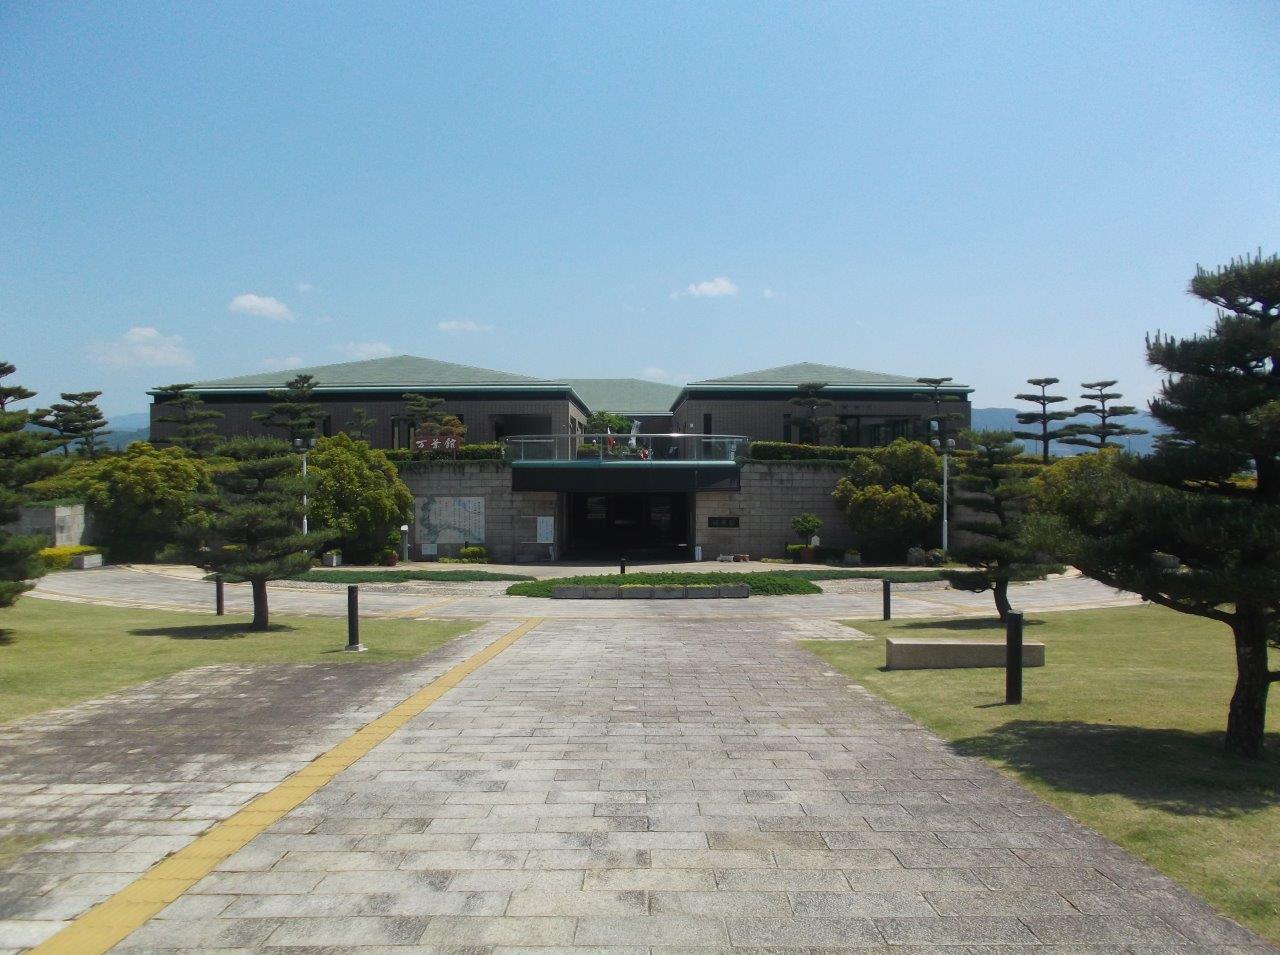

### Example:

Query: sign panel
xmin=707 ymin=515 xmax=740 ymax=528
xmin=417 ymin=496 xmax=485 ymax=545
xmin=535 ymin=516 xmax=555 ymax=544
xmin=414 ymin=432 xmax=464 ymax=456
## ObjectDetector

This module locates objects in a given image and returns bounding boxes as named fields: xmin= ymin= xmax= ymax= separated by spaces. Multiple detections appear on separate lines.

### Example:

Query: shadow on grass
xmin=952 ymin=720 xmax=1280 ymax=817
xmin=896 ymin=617 xmax=1045 ymax=632
xmin=128 ymin=622 xmax=299 ymax=640
xmin=0 ymin=628 xmax=13 ymax=647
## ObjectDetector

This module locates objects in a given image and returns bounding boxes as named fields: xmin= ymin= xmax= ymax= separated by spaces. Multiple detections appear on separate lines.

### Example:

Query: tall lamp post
xmin=293 ymin=436 xmax=316 ymax=534
xmin=918 ymin=377 xmax=956 ymax=555
xmin=931 ymin=437 xmax=955 ymax=552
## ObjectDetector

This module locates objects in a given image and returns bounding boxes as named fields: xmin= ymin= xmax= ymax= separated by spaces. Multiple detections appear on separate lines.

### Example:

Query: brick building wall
xmin=695 ymin=463 xmax=854 ymax=559
xmin=396 ymin=460 xmax=561 ymax=562
xmin=152 ymin=394 xmax=587 ymax=449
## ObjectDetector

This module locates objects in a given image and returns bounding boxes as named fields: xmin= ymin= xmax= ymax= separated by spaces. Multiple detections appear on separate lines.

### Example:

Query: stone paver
xmin=0 ymin=619 xmax=514 ymax=950
xmin=32 ymin=565 xmax=1143 ymax=620
xmin=84 ymin=615 xmax=1270 ymax=952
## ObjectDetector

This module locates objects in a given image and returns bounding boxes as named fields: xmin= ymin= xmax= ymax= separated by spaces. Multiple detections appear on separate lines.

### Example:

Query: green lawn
xmin=804 ymin=604 xmax=1280 ymax=945
xmin=290 ymin=568 xmax=535 ymax=583
xmin=506 ymin=571 xmax=823 ymax=597
xmin=0 ymin=599 xmax=478 ymax=724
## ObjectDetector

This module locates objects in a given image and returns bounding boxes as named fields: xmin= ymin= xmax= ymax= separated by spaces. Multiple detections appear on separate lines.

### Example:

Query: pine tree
xmin=403 ymin=393 xmax=465 ymax=449
xmin=33 ymin=391 xmax=110 ymax=457
xmin=943 ymin=430 xmax=1057 ymax=620
xmin=154 ymin=384 xmax=224 ymax=455
xmin=344 ymin=407 xmax=377 ymax=442
xmin=0 ymin=362 xmax=61 ymax=606
xmin=1059 ymin=380 xmax=1146 ymax=450
xmin=788 ymin=382 xmax=836 ymax=443
xmin=252 ymin=374 xmax=322 ymax=442
xmin=1013 ymin=377 xmax=1074 ymax=463
xmin=202 ymin=438 xmax=332 ymax=630
xmin=1034 ymin=252 xmax=1280 ymax=757
xmin=916 ymin=376 xmax=965 ymax=444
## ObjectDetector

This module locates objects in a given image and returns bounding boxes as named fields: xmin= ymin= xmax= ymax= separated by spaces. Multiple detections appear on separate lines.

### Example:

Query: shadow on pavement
xmin=952 ymin=719 xmax=1280 ymax=817
xmin=896 ymin=617 xmax=1045 ymax=631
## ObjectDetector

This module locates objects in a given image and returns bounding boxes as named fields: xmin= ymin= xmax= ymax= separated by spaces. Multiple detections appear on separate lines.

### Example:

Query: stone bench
xmin=552 ymin=584 xmax=750 ymax=599
xmin=885 ymin=637 xmax=1045 ymax=670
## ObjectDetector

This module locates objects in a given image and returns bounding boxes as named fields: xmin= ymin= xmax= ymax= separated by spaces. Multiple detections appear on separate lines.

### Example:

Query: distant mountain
xmin=108 ymin=412 xmax=151 ymax=431
xmin=971 ymin=407 xmax=1163 ymax=456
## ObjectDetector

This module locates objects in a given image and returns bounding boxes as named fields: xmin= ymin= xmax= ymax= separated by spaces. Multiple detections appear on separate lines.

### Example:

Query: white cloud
xmin=98 ymin=326 xmax=194 ymax=368
xmin=763 ymin=288 xmax=776 ymax=299
xmin=261 ymin=356 xmax=304 ymax=370
xmin=438 ymin=320 xmax=492 ymax=335
xmin=229 ymin=293 xmax=293 ymax=321
xmin=676 ymin=276 xmax=739 ymax=299
xmin=336 ymin=341 xmax=394 ymax=361
xmin=296 ymin=282 xmax=314 ymax=293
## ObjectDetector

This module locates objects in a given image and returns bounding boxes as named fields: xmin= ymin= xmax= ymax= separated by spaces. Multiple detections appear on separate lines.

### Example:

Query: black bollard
xmin=882 ymin=579 xmax=891 ymax=621
xmin=1006 ymin=610 xmax=1023 ymax=704
xmin=620 ymin=556 xmax=627 ymax=575
xmin=215 ymin=574 xmax=224 ymax=616
xmin=345 ymin=585 xmax=365 ymax=652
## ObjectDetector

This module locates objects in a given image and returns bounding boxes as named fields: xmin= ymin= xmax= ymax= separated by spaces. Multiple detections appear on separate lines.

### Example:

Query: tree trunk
xmin=1225 ymin=612 xmax=1270 ymax=758
xmin=993 ymin=579 xmax=1011 ymax=622
xmin=250 ymin=578 xmax=269 ymax=631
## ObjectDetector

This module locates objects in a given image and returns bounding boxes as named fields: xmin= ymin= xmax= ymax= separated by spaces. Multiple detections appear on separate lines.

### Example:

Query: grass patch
xmin=290 ymin=569 xmax=535 ymax=584
xmin=804 ymin=604 xmax=1280 ymax=944
xmin=775 ymin=568 xmax=949 ymax=583
xmin=506 ymin=572 xmax=823 ymax=597
xmin=0 ymin=599 xmax=477 ymax=724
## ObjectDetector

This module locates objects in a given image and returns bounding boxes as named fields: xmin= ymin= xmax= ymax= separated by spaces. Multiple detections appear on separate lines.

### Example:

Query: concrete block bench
xmin=70 ymin=553 xmax=103 ymax=570
xmin=885 ymin=637 xmax=1045 ymax=670
xmin=552 ymin=584 xmax=750 ymax=599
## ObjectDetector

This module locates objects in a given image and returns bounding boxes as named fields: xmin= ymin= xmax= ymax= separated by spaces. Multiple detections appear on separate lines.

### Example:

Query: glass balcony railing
xmin=503 ymin=433 xmax=748 ymax=464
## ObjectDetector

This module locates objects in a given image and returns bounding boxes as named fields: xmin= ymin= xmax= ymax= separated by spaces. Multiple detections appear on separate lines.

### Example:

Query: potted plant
xmin=790 ymin=512 xmax=823 ymax=562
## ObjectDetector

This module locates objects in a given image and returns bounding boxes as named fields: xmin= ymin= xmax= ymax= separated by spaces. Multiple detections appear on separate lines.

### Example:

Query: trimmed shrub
xmin=38 ymin=545 xmax=100 ymax=571
xmin=386 ymin=443 xmax=504 ymax=464
xmin=749 ymin=441 xmax=874 ymax=461
xmin=458 ymin=545 xmax=488 ymax=561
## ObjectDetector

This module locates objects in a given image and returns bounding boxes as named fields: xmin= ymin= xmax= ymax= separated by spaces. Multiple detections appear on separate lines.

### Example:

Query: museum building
xmin=149 ymin=357 xmax=972 ymax=561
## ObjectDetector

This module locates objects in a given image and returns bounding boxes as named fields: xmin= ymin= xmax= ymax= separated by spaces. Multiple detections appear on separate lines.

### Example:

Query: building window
xmin=702 ymin=413 xmax=712 ymax=435
xmin=783 ymin=413 xmax=793 ymax=442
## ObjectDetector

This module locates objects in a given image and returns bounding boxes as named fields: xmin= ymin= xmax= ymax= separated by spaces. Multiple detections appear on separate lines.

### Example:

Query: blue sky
xmin=3 ymin=1 xmax=1277 ymax=416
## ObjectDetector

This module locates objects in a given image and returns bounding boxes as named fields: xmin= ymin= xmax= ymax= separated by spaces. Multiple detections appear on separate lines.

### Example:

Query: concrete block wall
xmin=4 ymin=504 xmax=89 ymax=548
xmin=396 ymin=461 xmax=558 ymax=562
xmin=696 ymin=463 xmax=854 ymax=559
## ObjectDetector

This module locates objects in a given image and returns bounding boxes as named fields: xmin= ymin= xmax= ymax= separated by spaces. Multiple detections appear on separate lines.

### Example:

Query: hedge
xmin=38 ymin=545 xmax=101 ymax=571
xmin=507 ymin=572 xmax=822 ymax=598
xmin=747 ymin=441 xmax=874 ymax=461
xmin=386 ymin=443 xmax=503 ymax=463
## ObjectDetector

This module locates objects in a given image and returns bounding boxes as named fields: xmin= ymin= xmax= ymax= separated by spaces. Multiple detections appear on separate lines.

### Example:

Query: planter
xmin=618 ymin=586 xmax=655 ymax=598
xmin=70 ymin=553 xmax=103 ymax=570
xmin=653 ymin=585 xmax=686 ymax=599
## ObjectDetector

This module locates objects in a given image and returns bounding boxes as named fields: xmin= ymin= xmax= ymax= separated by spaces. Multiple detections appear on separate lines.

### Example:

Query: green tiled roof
xmin=564 ymin=379 xmax=681 ymax=415
xmin=184 ymin=356 xmax=563 ymax=392
xmin=689 ymin=362 xmax=970 ymax=390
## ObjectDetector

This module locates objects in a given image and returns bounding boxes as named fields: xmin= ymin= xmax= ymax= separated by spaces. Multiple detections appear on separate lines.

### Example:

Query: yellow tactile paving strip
xmin=30 ymin=617 xmax=544 ymax=955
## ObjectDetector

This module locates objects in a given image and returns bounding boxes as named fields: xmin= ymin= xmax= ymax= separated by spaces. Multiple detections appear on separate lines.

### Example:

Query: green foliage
xmin=507 ymin=572 xmax=823 ymax=598
xmin=1059 ymin=380 xmax=1147 ymax=450
xmin=403 ymin=393 xmax=466 ymax=447
xmin=1033 ymin=253 xmax=1280 ymax=757
xmin=33 ymin=390 xmax=110 ymax=457
xmin=458 ymin=545 xmax=488 ymax=561
xmin=0 ymin=361 xmax=62 ymax=606
xmin=385 ymin=443 xmax=503 ymax=463
xmin=37 ymin=545 xmax=100 ymax=571
xmin=289 ymin=568 xmax=533 ymax=583
xmin=306 ymin=433 xmax=412 ymax=564
xmin=585 ymin=411 xmax=633 ymax=434
xmin=1014 ymin=377 xmax=1074 ymax=463
xmin=790 ymin=512 xmax=822 ymax=540
xmin=943 ymin=430 xmax=1055 ymax=619
xmin=32 ymin=443 xmax=214 ymax=562
xmin=203 ymin=437 xmax=333 ymax=630
xmin=344 ymin=407 xmax=377 ymax=442
xmin=832 ymin=439 xmax=941 ymax=561
xmin=788 ymin=381 xmax=837 ymax=443
xmin=252 ymin=374 xmax=322 ymax=442
xmin=153 ymin=384 xmax=223 ymax=455
xmin=748 ymin=441 xmax=873 ymax=461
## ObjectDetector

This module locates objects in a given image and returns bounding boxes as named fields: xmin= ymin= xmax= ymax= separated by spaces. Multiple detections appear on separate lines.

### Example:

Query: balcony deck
xmin=503 ymin=433 xmax=747 ymax=467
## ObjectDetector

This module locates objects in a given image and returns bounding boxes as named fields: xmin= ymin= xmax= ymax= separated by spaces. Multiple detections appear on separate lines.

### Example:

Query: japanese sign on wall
xmin=414 ymin=432 xmax=464 ymax=456
xmin=417 ymin=496 xmax=485 ymax=547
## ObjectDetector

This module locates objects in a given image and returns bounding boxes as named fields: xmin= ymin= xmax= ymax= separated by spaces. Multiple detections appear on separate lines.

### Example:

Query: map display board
xmin=417 ymin=496 xmax=485 ymax=548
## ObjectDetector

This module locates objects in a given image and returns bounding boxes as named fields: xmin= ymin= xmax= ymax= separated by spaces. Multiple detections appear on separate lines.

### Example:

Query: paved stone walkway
xmin=23 ymin=616 xmax=1262 ymax=952
xmin=31 ymin=566 xmax=1144 ymax=620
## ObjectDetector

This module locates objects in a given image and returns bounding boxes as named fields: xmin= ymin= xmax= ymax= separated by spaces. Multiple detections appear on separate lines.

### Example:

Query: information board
xmin=417 ymin=496 xmax=485 ymax=545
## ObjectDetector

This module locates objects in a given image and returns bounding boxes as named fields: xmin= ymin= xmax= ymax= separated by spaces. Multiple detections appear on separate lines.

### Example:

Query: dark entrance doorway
xmin=566 ymin=492 xmax=691 ymax=558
